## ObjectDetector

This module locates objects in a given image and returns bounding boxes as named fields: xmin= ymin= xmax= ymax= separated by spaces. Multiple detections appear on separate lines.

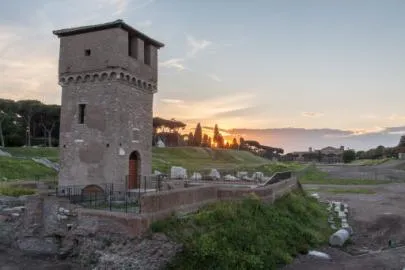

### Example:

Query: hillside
xmin=0 ymin=147 xmax=301 ymax=181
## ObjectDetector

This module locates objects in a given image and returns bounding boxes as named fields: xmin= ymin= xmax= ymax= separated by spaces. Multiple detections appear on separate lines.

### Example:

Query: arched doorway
xmin=128 ymin=151 xmax=140 ymax=189
xmin=81 ymin=185 xmax=105 ymax=205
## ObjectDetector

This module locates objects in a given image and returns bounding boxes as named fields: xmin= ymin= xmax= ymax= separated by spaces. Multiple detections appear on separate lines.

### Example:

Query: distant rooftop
xmin=53 ymin=19 xmax=164 ymax=48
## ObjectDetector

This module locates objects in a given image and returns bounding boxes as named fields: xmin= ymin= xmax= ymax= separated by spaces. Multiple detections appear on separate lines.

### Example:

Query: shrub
xmin=0 ymin=185 xmax=36 ymax=197
xmin=151 ymin=191 xmax=330 ymax=270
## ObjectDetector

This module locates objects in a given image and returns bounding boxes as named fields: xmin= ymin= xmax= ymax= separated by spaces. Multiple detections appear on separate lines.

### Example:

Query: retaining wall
xmin=22 ymin=177 xmax=300 ymax=238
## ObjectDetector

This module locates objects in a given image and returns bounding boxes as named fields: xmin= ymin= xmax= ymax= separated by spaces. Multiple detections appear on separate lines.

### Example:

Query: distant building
xmin=282 ymin=146 xmax=344 ymax=163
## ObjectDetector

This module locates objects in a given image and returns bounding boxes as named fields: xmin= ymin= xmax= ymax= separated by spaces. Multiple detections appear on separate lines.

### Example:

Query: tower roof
xmin=53 ymin=19 xmax=164 ymax=48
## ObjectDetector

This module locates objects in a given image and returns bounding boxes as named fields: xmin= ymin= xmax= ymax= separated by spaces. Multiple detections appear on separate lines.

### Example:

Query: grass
xmin=0 ymin=146 xmax=302 ymax=181
xmin=325 ymin=188 xmax=376 ymax=194
xmin=350 ymin=158 xmax=391 ymax=166
xmin=152 ymin=147 xmax=273 ymax=173
xmin=4 ymin=147 xmax=59 ymax=160
xmin=298 ymin=166 xmax=385 ymax=185
xmin=0 ymin=156 xmax=57 ymax=181
xmin=0 ymin=184 xmax=36 ymax=197
xmin=151 ymin=191 xmax=331 ymax=270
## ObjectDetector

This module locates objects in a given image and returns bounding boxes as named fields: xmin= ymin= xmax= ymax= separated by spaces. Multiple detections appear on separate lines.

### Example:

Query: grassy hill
xmin=0 ymin=147 xmax=302 ymax=181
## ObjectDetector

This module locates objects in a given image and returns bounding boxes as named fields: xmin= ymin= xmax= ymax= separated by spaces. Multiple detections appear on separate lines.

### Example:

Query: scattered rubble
xmin=190 ymin=172 xmax=202 ymax=181
xmin=170 ymin=166 xmax=187 ymax=179
xmin=307 ymin=250 xmax=331 ymax=260
xmin=208 ymin=169 xmax=221 ymax=180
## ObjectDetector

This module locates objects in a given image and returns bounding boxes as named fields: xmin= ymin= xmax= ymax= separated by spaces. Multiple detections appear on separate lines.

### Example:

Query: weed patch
xmin=326 ymin=188 xmax=376 ymax=194
xmin=152 ymin=191 xmax=330 ymax=270
xmin=0 ymin=184 xmax=36 ymax=197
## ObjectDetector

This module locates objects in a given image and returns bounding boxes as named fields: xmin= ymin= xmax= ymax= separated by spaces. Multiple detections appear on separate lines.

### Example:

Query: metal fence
xmin=55 ymin=176 xmax=164 ymax=213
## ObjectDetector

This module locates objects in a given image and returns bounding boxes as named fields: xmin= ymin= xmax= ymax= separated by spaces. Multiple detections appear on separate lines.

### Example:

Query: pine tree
xmin=188 ymin=132 xmax=194 ymax=146
xmin=213 ymin=124 xmax=220 ymax=143
xmin=217 ymin=134 xmax=224 ymax=148
xmin=193 ymin=123 xmax=202 ymax=146
xmin=231 ymin=138 xmax=238 ymax=149
xmin=202 ymin=134 xmax=209 ymax=147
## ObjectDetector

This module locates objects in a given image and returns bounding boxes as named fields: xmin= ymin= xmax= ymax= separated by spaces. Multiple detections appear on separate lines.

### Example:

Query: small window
xmin=128 ymin=34 xmax=138 ymax=59
xmin=132 ymin=129 xmax=140 ymax=141
xmin=144 ymin=43 xmax=151 ymax=65
xmin=85 ymin=49 xmax=91 ymax=56
xmin=78 ymin=104 xmax=86 ymax=124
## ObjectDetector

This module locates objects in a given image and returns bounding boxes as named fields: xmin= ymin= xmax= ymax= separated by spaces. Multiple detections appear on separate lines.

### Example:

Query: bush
xmin=151 ymin=191 xmax=330 ymax=270
xmin=0 ymin=185 xmax=36 ymax=197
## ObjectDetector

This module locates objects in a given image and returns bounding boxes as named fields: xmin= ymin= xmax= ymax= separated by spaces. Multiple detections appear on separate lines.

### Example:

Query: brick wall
xmin=41 ymin=178 xmax=300 ymax=237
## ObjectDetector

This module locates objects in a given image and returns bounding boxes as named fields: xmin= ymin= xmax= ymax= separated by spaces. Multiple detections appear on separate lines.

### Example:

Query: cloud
xmin=159 ymin=58 xmax=186 ymax=71
xmin=301 ymin=112 xmax=324 ymax=118
xmin=213 ymin=107 xmax=261 ymax=118
xmin=161 ymin=99 xmax=184 ymax=104
xmin=388 ymin=114 xmax=405 ymax=121
xmin=136 ymin=20 xmax=152 ymax=27
xmin=208 ymin=74 xmax=222 ymax=82
xmin=97 ymin=0 xmax=130 ymax=15
xmin=186 ymin=35 xmax=212 ymax=57
xmin=360 ymin=114 xmax=378 ymax=119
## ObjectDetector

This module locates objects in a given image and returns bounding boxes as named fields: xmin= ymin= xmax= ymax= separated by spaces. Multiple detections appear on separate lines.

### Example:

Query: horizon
xmin=1 ymin=0 xmax=405 ymax=151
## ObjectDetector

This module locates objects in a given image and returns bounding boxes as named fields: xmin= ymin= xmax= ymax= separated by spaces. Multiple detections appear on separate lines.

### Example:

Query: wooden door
xmin=128 ymin=159 xmax=138 ymax=189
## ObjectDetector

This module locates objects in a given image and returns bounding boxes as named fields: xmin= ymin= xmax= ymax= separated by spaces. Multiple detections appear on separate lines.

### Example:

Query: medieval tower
xmin=53 ymin=20 xmax=164 ymax=190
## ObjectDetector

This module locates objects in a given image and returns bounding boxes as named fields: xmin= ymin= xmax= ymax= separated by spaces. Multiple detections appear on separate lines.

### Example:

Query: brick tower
xmin=53 ymin=20 xmax=164 ymax=190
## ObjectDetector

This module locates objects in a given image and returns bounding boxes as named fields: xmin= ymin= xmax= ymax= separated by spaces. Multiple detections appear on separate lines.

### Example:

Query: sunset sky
xmin=1 ymin=0 xmax=405 ymax=151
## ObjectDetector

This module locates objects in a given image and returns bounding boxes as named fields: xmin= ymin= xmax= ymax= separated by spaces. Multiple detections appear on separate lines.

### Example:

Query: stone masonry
xmin=53 ymin=20 xmax=164 ymax=189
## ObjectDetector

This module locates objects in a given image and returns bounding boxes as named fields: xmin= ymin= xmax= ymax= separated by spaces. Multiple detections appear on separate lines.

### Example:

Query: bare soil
xmin=285 ymin=163 xmax=405 ymax=270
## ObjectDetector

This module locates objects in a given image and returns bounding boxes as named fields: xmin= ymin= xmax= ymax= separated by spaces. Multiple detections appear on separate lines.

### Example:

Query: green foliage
xmin=152 ymin=191 xmax=330 ymax=270
xmin=0 ymin=184 xmax=36 ymax=196
xmin=5 ymin=147 xmax=59 ymax=159
xmin=343 ymin=150 xmax=356 ymax=163
xmin=0 ymin=157 xmax=57 ymax=180
xmin=193 ymin=123 xmax=203 ymax=146
xmin=152 ymin=147 xmax=273 ymax=172
xmin=298 ymin=166 xmax=386 ymax=185
xmin=326 ymin=188 xmax=376 ymax=194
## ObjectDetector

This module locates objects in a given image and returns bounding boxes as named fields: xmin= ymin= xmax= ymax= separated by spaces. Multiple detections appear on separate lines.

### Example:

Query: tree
xmin=231 ymin=138 xmax=238 ymax=149
xmin=0 ymin=99 xmax=17 ymax=147
xmin=188 ymin=132 xmax=194 ymax=146
xmin=16 ymin=100 xmax=42 ymax=146
xmin=239 ymin=137 xmax=246 ymax=150
xmin=213 ymin=124 xmax=220 ymax=144
xmin=398 ymin=136 xmax=405 ymax=147
xmin=193 ymin=123 xmax=202 ymax=146
xmin=39 ymin=104 xmax=60 ymax=147
xmin=202 ymin=134 xmax=209 ymax=147
xmin=217 ymin=134 xmax=224 ymax=148
xmin=343 ymin=150 xmax=356 ymax=163
xmin=208 ymin=137 xmax=212 ymax=148
xmin=375 ymin=145 xmax=385 ymax=159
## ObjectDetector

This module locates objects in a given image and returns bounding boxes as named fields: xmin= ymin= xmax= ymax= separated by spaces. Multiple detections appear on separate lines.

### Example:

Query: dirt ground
xmin=285 ymin=163 xmax=405 ymax=270
xmin=0 ymin=247 xmax=84 ymax=270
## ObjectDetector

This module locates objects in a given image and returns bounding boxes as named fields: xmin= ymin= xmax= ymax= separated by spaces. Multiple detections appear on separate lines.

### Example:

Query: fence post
xmin=109 ymin=184 xmax=112 ymax=211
